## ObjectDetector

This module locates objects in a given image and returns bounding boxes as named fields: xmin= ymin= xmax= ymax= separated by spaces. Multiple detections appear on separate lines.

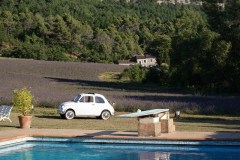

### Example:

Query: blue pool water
xmin=0 ymin=141 xmax=240 ymax=160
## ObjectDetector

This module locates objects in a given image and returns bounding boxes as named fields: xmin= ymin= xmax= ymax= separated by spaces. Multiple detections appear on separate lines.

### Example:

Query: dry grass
xmin=0 ymin=108 xmax=138 ymax=131
xmin=0 ymin=107 xmax=239 ymax=132
xmin=98 ymin=72 xmax=121 ymax=82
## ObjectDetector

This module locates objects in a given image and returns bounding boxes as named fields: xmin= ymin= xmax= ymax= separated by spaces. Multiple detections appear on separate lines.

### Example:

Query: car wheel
xmin=65 ymin=110 xmax=75 ymax=120
xmin=101 ymin=110 xmax=111 ymax=120
xmin=60 ymin=114 xmax=65 ymax=119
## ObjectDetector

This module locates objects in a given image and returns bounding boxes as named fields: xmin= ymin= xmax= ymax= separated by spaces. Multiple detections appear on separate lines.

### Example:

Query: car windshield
xmin=73 ymin=94 xmax=81 ymax=102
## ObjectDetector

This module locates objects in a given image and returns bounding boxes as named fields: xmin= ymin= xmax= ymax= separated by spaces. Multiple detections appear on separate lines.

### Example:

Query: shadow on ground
xmin=35 ymin=115 xmax=62 ymax=119
xmin=77 ymin=130 xmax=137 ymax=137
xmin=44 ymin=77 xmax=191 ymax=94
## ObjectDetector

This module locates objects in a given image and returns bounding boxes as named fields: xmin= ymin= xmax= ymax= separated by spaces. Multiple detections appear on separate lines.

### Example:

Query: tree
xmin=171 ymin=7 xmax=232 ymax=91
xmin=35 ymin=13 xmax=48 ymax=38
xmin=1 ymin=11 xmax=16 ymax=37
xmin=0 ymin=22 xmax=8 ymax=43
xmin=202 ymin=0 xmax=240 ymax=91
xmin=147 ymin=34 xmax=172 ymax=65
xmin=19 ymin=10 xmax=36 ymax=35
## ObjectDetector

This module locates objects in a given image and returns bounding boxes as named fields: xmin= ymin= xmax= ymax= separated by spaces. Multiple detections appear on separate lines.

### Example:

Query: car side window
xmin=95 ymin=96 xmax=105 ymax=103
xmin=79 ymin=96 xmax=93 ymax=103
xmin=85 ymin=96 xmax=93 ymax=103
xmin=79 ymin=97 xmax=84 ymax=102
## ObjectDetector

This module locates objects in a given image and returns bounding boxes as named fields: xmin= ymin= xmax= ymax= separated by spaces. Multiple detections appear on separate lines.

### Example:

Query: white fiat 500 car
xmin=58 ymin=93 xmax=115 ymax=120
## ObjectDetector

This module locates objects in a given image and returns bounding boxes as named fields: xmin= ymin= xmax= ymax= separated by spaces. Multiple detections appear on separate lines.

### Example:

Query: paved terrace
xmin=0 ymin=129 xmax=240 ymax=142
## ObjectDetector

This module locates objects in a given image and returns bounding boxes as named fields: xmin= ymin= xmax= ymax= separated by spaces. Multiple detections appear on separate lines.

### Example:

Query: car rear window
xmin=95 ymin=96 xmax=105 ymax=103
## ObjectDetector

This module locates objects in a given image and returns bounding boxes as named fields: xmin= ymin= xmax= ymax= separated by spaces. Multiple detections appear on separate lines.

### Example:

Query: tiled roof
xmin=135 ymin=54 xmax=155 ymax=59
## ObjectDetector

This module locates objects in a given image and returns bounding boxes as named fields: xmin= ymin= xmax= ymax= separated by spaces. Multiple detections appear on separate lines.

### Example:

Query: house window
xmin=144 ymin=60 xmax=146 ymax=63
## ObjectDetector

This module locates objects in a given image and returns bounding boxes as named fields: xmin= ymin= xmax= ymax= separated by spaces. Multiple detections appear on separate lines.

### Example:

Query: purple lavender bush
xmin=0 ymin=58 xmax=239 ymax=115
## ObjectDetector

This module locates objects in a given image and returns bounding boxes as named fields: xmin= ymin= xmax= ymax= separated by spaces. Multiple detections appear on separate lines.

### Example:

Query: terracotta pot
xmin=18 ymin=116 xmax=32 ymax=129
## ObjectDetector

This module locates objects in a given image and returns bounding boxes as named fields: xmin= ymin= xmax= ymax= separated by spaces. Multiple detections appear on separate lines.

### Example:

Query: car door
xmin=76 ymin=95 xmax=95 ymax=116
xmin=94 ymin=96 xmax=107 ymax=115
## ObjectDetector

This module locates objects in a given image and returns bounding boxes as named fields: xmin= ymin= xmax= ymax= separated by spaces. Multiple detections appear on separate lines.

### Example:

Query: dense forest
xmin=0 ymin=0 xmax=239 ymax=93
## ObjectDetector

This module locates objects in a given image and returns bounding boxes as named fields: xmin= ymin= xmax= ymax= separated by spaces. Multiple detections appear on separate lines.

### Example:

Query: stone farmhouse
xmin=118 ymin=55 xmax=157 ymax=67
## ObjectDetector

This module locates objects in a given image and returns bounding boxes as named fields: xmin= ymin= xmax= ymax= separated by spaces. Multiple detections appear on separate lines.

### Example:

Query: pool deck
xmin=0 ymin=129 xmax=240 ymax=142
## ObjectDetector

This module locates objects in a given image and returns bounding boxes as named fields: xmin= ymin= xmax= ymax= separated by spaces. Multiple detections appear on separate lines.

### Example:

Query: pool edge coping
xmin=1 ymin=134 xmax=240 ymax=147
xmin=1 ymin=129 xmax=240 ymax=146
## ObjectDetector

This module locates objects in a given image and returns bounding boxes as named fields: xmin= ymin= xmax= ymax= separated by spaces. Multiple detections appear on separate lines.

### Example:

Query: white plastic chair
xmin=0 ymin=105 xmax=13 ymax=122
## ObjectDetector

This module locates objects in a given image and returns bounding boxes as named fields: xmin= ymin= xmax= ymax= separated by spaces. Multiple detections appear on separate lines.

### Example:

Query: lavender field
xmin=1 ymin=58 xmax=240 ymax=115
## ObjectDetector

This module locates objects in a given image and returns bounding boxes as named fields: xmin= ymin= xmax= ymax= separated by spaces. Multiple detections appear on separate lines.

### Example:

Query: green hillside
xmin=0 ymin=0 xmax=240 ymax=92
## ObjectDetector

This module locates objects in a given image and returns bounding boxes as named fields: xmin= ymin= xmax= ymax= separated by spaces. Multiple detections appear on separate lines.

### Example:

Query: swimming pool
xmin=0 ymin=137 xmax=240 ymax=160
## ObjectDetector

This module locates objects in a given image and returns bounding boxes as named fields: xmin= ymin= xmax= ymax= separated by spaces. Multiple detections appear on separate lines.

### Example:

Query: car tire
xmin=65 ymin=110 xmax=75 ymax=120
xmin=100 ymin=110 xmax=111 ymax=120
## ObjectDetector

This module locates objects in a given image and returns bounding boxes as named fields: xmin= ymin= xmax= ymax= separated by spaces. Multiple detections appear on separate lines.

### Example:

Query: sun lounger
xmin=0 ymin=105 xmax=12 ymax=122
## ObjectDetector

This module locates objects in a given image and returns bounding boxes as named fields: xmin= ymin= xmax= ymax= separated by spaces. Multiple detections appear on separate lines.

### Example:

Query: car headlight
xmin=59 ymin=104 xmax=64 ymax=110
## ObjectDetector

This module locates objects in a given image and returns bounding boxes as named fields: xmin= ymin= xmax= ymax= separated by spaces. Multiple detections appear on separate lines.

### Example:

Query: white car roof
xmin=80 ymin=93 xmax=105 ymax=97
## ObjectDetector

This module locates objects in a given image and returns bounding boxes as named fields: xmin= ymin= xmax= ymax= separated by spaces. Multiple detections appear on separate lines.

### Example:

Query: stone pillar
xmin=160 ymin=118 xmax=175 ymax=133
xmin=138 ymin=117 xmax=161 ymax=137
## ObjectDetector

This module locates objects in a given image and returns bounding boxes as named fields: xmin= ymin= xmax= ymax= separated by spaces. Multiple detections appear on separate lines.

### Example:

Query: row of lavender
xmin=0 ymin=58 xmax=239 ymax=115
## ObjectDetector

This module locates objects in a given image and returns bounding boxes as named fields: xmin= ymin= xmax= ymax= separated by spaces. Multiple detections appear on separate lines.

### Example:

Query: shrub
xmin=12 ymin=87 xmax=33 ymax=116
xmin=47 ymin=46 xmax=70 ymax=61
xmin=120 ymin=65 xmax=146 ymax=82
xmin=145 ymin=66 xmax=169 ymax=86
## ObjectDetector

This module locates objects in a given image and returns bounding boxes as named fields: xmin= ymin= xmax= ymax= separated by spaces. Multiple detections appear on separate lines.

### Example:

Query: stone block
xmin=160 ymin=119 xmax=175 ymax=133
xmin=139 ymin=117 xmax=159 ymax=124
xmin=138 ymin=122 xmax=161 ymax=137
